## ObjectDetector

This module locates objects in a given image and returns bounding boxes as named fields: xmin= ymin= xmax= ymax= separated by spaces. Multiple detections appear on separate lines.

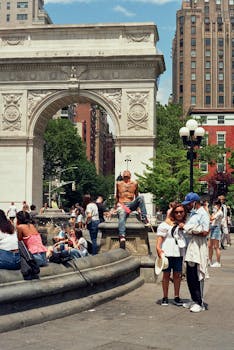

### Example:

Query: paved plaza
xmin=1 ymin=234 xmax=234 ymax=350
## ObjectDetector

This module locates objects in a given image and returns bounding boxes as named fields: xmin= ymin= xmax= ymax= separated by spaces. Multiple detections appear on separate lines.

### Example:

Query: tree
xmin=43 ymin=119 xmax=114 ymax=209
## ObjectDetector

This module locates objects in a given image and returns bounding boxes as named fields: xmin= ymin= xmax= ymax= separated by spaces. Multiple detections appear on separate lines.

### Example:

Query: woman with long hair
xmin=156 ymin=203 xmax=187 ymax=306
xmin=83 ymin=194 xmax=100 ymax=255
xmin=0 ymin=209 xmax=20 ymax=270
xmin=16 ymin=211 xmax=47 ymax=267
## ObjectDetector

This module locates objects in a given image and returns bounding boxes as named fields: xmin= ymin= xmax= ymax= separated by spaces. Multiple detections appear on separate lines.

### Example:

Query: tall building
xmin=173 ymin=1 xmax=234 ymax=196
xmin=0 ymin=0 xmax=52 ymax=27
xmin=173 ymin=0 xmax=234 ymax=114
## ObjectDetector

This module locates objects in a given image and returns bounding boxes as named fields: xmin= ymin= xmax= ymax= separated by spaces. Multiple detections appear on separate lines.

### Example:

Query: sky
xmin=44 ymin=0 xmax=182 ymax=105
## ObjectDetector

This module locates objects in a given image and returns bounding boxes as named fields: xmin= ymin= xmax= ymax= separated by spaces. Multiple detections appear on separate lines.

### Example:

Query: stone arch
xmin=0 ymin=22 xmax=165 ymax=213
xmin=29 ymin=89 xmax=121 ymax=138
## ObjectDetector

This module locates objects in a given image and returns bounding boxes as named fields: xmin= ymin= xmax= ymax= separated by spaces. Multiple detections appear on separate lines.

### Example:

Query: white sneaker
xmin=208 ymin=260 xmax=212 ymax=266
xmin=183 ymin=301 xmax=194 ymax=309
xmin=190 ymin=303 xmax=205 ymax=313
xmin=210 ymin=262 xmax=221 ymax=267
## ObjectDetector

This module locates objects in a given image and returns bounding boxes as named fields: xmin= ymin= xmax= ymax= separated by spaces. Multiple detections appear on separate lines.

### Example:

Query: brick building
xmin=173 ymin=0 xmax=234 ymax=195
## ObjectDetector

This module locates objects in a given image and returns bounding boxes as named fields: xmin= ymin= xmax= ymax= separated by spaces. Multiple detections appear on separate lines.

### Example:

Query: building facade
xmin=0 ymin=0 xmax=52 ymax=26
xmin=173 ymin=0 xmax=234 ymax=114
xmin=173 ymin=0 xmax=234 ymax=196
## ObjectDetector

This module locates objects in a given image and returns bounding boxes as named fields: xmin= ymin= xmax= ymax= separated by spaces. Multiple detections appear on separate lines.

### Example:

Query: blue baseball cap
xmin=182 ymin=192 xmax=200 ymax=205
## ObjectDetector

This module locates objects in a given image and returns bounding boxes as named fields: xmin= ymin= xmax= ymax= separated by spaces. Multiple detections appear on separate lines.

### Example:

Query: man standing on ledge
xmin=115 ymin=170 xmax=148 ymax=249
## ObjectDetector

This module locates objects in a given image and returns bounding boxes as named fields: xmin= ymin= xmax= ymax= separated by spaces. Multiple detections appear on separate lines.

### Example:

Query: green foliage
xmin=228 ymin=151 xmax=234 ymax=170
xmin=43 ymin=119 xmax=114 ymax=209
xmin=137 ymin=103 xmax=203 ymax=209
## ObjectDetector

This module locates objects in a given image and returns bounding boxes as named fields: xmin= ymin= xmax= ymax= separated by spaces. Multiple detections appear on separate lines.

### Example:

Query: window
xmin=205 ymin=96 xmax=211 ymax=104
xmin=218 ymin=50 xmax=223 ymax=58
xmin=180 ymin=39 xmax=183 ymax=47
xmin=191 ymin=61 xmax=196 ymax=69
xmin=217 ymin=133 xmax=225 ymax=146
xmin=17 ymin=2 xmax=28 ymax=8
xmin=17 ymin=14 xmax=28 ymax=20
xmin=232 ymin=50 xmax=234 ymax=57
xmin=232 ymin=84 xmax=234 ymax=92
xmin=218 ymin=84 xmax=224 ymax=92
xmin=216 ymin=0 xmax=221 ymax=4
xmin=218 ymin=38 xmax=223 ymax=46
xmin=180 ymin=85 xmax=183 ymax=93
xmin=179 ymin=16 xmax=184 ymax=25
xmin=6 ymin=14 xmax=10 ymax=22
xmin=191 ymin=50 xmax=196 ymax=57
xmin=191 ymin=15 xmax=196 ymax=24
xmin=218 ymin=73 xmax=224 ymax=80
xmin=191 ymin=96 xmax=196 ymax=105
xmin=200 ymin=163 xmax=208 ymax=173
xmin=204 ymin=6 xmax=209 ymax=15
xmin=218 ymin=115 xmax=225 ymax=124
xmin=218 ymin=95 xmax=224 ymax=104
xmin=6 ymin=2 xmax=10 ymax=10
xmin=180 ymin=62 xmax=183 ymax=71
xmin=191 ymin=26 xmax=196 ymax=34
xmin=191 ymin=73 xmax=196 ymax=80
xmin=205 ymin=61 xmax=211 ymax=69
xmin=217 ymin=156 xmax=225 ymax=173
xmin=230 ymin=0 xmax=234 ymax=4
xmin=205 ymin=84 xmax=211 ymax=93
xmin=205 ymin=73 xmax=211 ymax=80
xmin=191 ymin=84 xmax=196 ymax=92
xmin=191 ymin=38 xmax=196 ymax=46
xmin=180 ymin=73 xmax=183 ymax=81
xmin=205 ymin=50 xmax=211 ymax=56
xmin=204 ymin=17 xmax=210 ymax=24
xmin=232 ymin=39 xmax=234 ymax=47
xmin=205 ymin=38 xmax=210 ymax=46
xmin=219 ymin=61 xmax=224 ymax=69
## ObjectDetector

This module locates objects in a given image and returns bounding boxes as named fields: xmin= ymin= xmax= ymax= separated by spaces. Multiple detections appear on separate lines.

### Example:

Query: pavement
xmin=0 ymin=234 xmax=234 ymax=350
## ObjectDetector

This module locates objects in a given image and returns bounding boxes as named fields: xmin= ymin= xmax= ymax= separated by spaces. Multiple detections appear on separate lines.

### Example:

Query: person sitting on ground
xmin=156 ymin=203 xmax=187 ymax=306
xmin=16 ymin=211 xmax=48 ymax=267
xmin=0 ymin=209 xmax=20 ymax=270
xmin=115 ymin=169 xmax=149 ymax=249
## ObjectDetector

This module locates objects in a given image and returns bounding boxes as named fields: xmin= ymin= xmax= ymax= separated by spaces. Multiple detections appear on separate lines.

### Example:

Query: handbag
xmin=18 ymin=240 xmax=40 ymax=280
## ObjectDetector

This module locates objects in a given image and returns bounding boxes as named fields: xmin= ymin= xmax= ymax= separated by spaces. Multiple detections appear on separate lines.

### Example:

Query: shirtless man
xmin=115 ymin=170 xmax=148 ymax=249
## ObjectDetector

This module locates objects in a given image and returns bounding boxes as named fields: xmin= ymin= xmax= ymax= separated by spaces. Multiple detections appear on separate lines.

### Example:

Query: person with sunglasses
xmin=156 ymin=203 xmax=187 ymax=306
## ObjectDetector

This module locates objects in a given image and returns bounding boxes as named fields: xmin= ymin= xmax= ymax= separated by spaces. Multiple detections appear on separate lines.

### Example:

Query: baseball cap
xmin=182 ymin=192 xmax=200 ymax=205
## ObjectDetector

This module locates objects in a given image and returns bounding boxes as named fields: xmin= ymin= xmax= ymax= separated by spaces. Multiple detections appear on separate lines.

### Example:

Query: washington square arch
xmin=0 ymin=22 xmax=165 ymax=214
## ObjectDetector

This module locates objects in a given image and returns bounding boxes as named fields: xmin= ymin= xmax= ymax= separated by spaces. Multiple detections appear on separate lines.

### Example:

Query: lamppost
xmin=125 ymin=155 xmax=131 ymax=170
xmin=179 ymin=119 xmax=205 ymax=193
xmin=48 ymin=166 xmax=78 ymax=207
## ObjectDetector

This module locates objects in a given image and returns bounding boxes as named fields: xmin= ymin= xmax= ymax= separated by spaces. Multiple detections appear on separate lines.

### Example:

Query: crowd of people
xmin=156 ymin=192 xmax=232 ymax=313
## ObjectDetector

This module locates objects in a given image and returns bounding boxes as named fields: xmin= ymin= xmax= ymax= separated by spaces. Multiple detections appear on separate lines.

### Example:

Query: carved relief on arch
xmin=27 ymin=90 xmax=55 ymax=118
xmin=127 ymin=91 xmax=149 ymax=130
xmin=125 ymin=33 xmax=151 ymax=43
xmin=92 ymin=89 xmax=122 ymax=119
xmin=1 ymin=93 xmax=22 ymax=131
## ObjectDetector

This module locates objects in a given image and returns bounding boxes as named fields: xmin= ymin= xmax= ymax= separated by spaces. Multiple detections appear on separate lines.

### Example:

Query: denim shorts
xmin=210 ymin=225 xmax=221 ymax=240
xmin=163 ymin=256 xmax=183 ymax=273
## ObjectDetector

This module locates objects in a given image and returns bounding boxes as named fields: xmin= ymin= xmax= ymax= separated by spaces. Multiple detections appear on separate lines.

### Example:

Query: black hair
xmin=16 ymin=210 xmax=31 ymax=224
xmin=75 ymin=229 xmax=83 ymax=240
xmin=0 ymin=209 xmax=14 ymax=234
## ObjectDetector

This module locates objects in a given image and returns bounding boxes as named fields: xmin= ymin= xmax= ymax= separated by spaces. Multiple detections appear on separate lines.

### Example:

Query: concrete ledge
xmin=0 ymin=249 xmax=144 ymax=333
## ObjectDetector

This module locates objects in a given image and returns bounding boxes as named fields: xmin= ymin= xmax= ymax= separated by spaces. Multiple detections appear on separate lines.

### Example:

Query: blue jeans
xmin=0 ymin=249 xmax=21 ymax=270
xmin=32 ymin=252 xmax=47 ymax=267
xmin=87 ymin=220 xmax=100 ymax=255
xmin=117 ymin=195 xmax=147 ymax=236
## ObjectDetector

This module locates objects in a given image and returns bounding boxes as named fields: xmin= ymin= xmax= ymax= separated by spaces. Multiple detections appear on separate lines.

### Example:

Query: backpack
xmin=18 ymin=241 xmax=40 ymax=280
xmin=49 ymin=249 xmax=72 ymax=264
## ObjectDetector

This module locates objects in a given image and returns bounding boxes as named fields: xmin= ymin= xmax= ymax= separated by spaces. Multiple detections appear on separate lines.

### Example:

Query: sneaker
xmin=119 ymin=236 xmax=126 ymax=249
xmin=210 ymin=262 xmax=221 ymax=267
xmin=142 ymin=217 xmax=150 ymax=226
xmin=208 ymin=260 xmax=212 ymax=266
xmin=161 ymin=297 xmax=169 ymax=306
xmin=183 ymin=301 xmax=194 ymax=309
xmin=190 ymin=303 xmax=205 ymax=313
xmin=174 ymin=297 xmax=183 ymax=306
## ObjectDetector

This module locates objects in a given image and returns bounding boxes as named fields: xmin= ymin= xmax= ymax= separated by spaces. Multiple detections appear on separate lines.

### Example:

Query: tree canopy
xmin=43 ymin=118 xmax=114 ymax=208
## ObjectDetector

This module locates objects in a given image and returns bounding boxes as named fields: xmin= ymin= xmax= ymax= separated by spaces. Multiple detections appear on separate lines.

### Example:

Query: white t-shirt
xmin=157 ymin=222 xmax=185 ymax=257
xmin=211 ymin=208 xmax=223 ymax=226
xmin=0 ymin=231 xmax=18 ymax=251
xmin=85 ymin=203 xmax=99 ymax=221
xmin=7 ymin=205 xmax=17 ymax=218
